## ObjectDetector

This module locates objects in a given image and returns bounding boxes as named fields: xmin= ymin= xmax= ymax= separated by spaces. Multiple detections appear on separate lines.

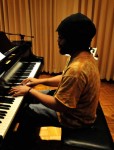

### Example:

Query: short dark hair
xmin=56 ymin=13 xmax=96 ymax=50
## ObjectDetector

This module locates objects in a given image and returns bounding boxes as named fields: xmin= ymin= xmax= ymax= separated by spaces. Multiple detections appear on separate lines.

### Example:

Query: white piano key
xmin=28 ymin=62 xmax=41 ymax=77
xmin=0 ymin=96 xmax=23 ymax=138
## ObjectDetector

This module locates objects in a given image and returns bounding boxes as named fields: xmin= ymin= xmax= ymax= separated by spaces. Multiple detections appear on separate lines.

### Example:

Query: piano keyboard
xmin=0 ymin=61 xmax=41 ymax=139
xmin=0 ymin=96 xmax=23 ymax=139
xmin=5 ymin=62 xmax=41 ymax=86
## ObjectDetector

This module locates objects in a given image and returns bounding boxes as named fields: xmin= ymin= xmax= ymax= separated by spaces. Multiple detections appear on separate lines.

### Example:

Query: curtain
xmin=0 ymin=0 xmax=114 ymax=80
xmin=93 ymin=0 xmax=114 ymax=81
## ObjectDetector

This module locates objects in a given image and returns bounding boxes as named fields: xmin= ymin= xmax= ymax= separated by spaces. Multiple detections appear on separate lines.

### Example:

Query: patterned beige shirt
xmin=54 ymin=51 xmax=100 ymax=128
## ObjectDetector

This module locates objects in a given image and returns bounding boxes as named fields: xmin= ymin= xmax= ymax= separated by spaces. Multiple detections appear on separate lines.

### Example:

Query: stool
xmin=61 ymin=103 xmax=114 ymax=150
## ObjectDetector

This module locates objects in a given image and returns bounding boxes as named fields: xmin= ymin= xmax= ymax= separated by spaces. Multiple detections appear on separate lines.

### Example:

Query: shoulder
xmin=64 ymin=54 xmax=98 ymax=81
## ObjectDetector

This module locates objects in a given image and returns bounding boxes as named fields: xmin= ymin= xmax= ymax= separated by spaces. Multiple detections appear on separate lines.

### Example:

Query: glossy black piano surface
xmin=0 ymin=32 xmax=44 ymax=149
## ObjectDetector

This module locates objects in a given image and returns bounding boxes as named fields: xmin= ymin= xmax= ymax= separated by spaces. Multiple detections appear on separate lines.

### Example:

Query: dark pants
xmin=15 ymin=90 xmax=61 ymax=149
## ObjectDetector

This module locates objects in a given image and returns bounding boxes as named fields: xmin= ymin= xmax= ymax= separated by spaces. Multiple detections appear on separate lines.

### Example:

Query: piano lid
xmin=0 ymin=31 xmax=14 ymax=54
xmin=0 ymin=41 xmax=32 ymax=76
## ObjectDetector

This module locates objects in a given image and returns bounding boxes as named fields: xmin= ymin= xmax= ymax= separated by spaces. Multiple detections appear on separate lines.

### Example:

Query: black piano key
xmin=10 ymin=76 xmax=29 ymax=80
xmin=0 ymin=96 xmax=15 ymax=100
xmin=0 ymin=101 xmax=13 ymax=104
xmin=15 ymin=72 xmax=31 ymax=75
xmin=0 ymin=115 xmax=4 ymax=119
xmin=9 ymin=79 xmax=23 ymax=83
xmin=18 ymin=69 xmax=32 ymax=72
xmin=0 ymin=104 xmax=11 ymax=107
xmin=0 ymin=110 xmax=7 ymax=113
xmin=19 ymin=62 xmax=35 ymax=71
xmin=23 ymin=62 xmax=35 ymax=66
xmin=0 ymin=106 xmax=10 ymax=110
xmin=8 ymin=77 xmax=28 ymax=84
xmin=18 ymin=77 xmax=29 ymax=80
xmin=0 ymin=112 xmax=6 ymax=116
xmin=27 ymin=66 xmax=35 ymax=69
xmin=18 ymin=64 xmax=35 ymax=70
xmin=0 ymin=100 xmax=14 ymax=104
xmin=8 ymin=83 xmax=20 ymax=86
xmin=10 ymin=77 xmax=21 ymax=80
xmin=0 ymin=97 xmax=14 ymax=104
xmin=16 ymin=72 xmax=30 ymax=76
xmin=14 ymin=71 xmax=23 ymax=75
xmin=0 ymin=111 xmax=7 ymax=119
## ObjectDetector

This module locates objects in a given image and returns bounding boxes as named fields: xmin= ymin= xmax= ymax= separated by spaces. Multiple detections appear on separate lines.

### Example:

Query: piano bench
xmin=61 ymin=103 xmax=114 ymax=150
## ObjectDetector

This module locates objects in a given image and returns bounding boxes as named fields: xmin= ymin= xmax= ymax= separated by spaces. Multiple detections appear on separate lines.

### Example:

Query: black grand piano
xmin=0 ymin=31 xmax=44 ymax=149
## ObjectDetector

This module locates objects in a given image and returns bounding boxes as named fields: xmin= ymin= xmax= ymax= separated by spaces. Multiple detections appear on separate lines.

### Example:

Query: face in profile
xmin=58 ymin=33 xmax=71 ymax=55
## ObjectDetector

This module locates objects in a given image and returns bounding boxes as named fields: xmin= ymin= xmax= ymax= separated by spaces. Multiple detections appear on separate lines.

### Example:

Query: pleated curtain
xmin=0 ymin=0 xmax=113 ymax=81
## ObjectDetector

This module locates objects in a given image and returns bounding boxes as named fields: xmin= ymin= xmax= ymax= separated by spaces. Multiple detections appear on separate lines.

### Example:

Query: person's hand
xmin=21 ymin=77 xmax=39 ymax=86
xmin=9 ymin=85 xmax=31 ymax=97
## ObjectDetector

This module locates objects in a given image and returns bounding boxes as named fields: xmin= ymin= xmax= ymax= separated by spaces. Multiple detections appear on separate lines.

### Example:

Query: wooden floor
xmin=35 ymin=74 xmax=114 ymax=142
xmin=99 ymin=81 xmax=114 ymax=141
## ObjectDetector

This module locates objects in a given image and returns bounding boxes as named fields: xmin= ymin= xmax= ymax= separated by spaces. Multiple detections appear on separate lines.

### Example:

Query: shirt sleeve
xmin=54 ymin=70 xmax=87 ymax=108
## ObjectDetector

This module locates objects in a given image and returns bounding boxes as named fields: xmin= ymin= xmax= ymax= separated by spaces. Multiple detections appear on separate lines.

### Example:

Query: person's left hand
xmin=9 ymin=85 xmax=30 ymax=97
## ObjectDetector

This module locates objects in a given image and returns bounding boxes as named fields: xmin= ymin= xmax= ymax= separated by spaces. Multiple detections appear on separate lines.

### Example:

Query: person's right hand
xmin=21 ymin=77 xmax=40 ymax=86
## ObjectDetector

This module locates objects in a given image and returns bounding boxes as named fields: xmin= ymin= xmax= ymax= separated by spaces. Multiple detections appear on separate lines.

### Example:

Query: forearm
xmin=29 ymin=88 xmax=67 ymax=112
xmin=39 ymin=75 xmax=62 ymax=87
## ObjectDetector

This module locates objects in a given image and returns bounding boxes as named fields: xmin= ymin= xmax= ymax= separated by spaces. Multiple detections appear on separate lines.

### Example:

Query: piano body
xmin=0 ymin=32 xmax=44 ymax=149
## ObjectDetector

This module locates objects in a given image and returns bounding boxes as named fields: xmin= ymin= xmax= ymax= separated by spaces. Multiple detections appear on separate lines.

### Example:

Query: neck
xmin=70 ymin=50 xmax=90 ymax=60
xmin=70 ymin=50 xmax=82 ymax=59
